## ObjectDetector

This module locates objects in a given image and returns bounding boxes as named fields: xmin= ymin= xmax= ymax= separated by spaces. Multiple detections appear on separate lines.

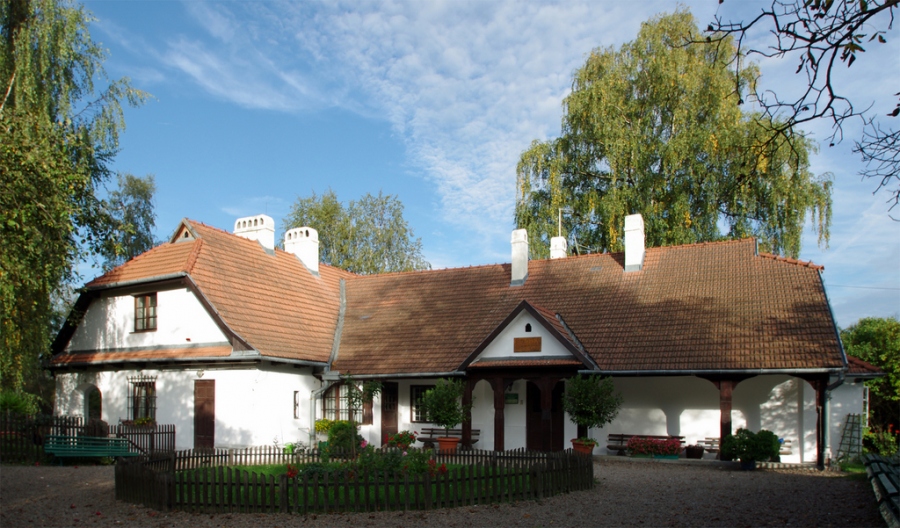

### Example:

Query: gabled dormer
xmin=459 ymin=300 xmax=597 ymax=370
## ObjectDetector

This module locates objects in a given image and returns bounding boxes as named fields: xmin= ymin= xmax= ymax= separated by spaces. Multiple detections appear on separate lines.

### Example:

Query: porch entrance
xmin=381 ymin=382 xmax=399 ymax=443
xmin=194 ymin=380 xmax=215 ymax=449
xmin=526 ymin=380 xmax=564 ymax=451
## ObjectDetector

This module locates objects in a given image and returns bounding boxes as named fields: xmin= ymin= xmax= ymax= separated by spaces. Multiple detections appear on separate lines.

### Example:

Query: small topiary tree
xmin=562 ymin=375 xmax=623 ymax=441
xmin=419 ymin=378 xmax=472 ymax=437
xmin=721 ymin=428 xmax=780 ymax=464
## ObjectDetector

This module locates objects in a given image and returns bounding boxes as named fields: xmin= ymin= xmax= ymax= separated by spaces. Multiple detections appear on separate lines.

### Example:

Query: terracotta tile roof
xmin=468 ymin=358 xmax=585 ymax=368
xmin=51 ymin=346 xmax=233 ymax=366
xmin=78 ymin=220 xmax=345 ymax=364
xmin=334 ymin=239 xmax=843 ymax=375
xmin=846 ymin=355 xmax=883 ymax=376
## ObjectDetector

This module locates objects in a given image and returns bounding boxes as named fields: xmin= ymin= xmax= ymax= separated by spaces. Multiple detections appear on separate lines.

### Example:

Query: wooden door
xmin=381 ymin=382 xmax=399 ymax=444
xmin=526 ymin=381 xmax=565 ymax=451
xmin=194 ymin=380 xmax=215 ymax=449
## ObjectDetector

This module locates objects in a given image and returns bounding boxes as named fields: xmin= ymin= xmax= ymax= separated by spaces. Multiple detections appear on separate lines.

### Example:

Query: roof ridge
xmin=757 ymin=251 xmax=824 ymax=270
xmin=184 ymin=238 xmax=204 ymax=274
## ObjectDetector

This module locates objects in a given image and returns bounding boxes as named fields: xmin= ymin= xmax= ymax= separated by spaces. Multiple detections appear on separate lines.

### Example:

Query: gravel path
xmin=0 ymin=458 xmax=884 ymax=527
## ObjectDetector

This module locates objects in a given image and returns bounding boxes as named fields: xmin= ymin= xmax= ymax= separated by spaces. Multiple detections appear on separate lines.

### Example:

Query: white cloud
xmin=99 ymin=0 xmax=900 ymax=321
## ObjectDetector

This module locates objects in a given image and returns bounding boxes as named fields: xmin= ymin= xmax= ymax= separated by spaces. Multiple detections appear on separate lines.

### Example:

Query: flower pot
xmin=685 ymin=445 xmax=704 ymax=459
xmin=654 ymin=454 xmax=679 ymax=460
xmin=571 ymin=439 xmax=596 ymax=455
xmin=436 ymin=437 xmax=460 ymax=454
xmin=740 ymin=460 xmax=757 ymax=471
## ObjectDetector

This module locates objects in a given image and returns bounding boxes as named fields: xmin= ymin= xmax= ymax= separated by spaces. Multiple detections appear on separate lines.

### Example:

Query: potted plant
xmin=561 ymin=375 xmax=623 ymax=455
xmin=572 ymin=437 xmax=599 ymax=455
xmin=685 ymin=444 xmax=705 ymax=459
xmin=721 ymin=428 xmax=780 ymax=470
xmin=419 ymin=379 xmax=472 ymax=453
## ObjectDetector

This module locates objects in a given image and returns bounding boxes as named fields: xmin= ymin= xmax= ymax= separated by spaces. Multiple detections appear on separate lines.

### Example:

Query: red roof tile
xmin=51 ymin=346 xmax=233 ymax=366
xmin=334 ymin=239 xmax=843 ymax=375
xmin=78 ymin=220 xmax=345 ymax=364
xmin=61 ymin=220 xmax=843 ymax=376
xmin=846 ymin=355 xmax=883 ymax=376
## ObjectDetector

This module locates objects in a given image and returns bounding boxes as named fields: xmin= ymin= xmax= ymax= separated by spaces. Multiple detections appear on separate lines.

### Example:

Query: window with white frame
xmin=322 ymin=383 xmax=372 ymax=425
xmin=134 ymin=293 xmax=157 ymax=332
xmin=410 ymin=385 xmax=432 ymax=423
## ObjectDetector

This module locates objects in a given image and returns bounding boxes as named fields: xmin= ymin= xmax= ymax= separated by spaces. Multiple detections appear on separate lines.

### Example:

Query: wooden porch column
xmin=461 ymin=378 xmax=476 ymax=449
xmin=539 ymin=378 xmax=555 ymax=452
xmin=813 ymin=379 xmax=827 ymax=469
xmin=717 ymin=380 xmax=734 ymax=450
xmin=491 ymin=377 xmax=506 ymax=452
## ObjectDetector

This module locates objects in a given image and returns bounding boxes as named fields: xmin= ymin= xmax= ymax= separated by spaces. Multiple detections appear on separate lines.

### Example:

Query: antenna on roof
xmin=558 ymin=207 xmax=573 ymax=237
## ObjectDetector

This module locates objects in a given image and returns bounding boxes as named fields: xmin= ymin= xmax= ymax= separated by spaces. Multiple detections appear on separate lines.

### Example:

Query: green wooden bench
xmin=44 ymin=435 xmax=141 ymax=462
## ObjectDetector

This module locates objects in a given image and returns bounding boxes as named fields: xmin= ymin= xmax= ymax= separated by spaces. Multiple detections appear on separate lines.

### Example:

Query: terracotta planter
xmin=436 ymin=437 xmax=460 ymax=454
xmin=685 ymin=445 xmax=704 ymax=459
xmin=571 ymin=439 xmax=596 ymax=455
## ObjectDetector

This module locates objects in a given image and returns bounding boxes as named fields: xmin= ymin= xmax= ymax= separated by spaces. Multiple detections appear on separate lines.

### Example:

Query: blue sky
xmin=83 ymin=0 xmax=899 ymax=328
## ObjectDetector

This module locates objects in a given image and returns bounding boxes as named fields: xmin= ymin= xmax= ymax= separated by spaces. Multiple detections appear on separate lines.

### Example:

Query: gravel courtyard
xmin=0 ymin=457 xmax=884 ymax=527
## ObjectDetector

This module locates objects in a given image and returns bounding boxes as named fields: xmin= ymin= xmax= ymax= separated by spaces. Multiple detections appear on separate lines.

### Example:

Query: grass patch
xmin=839 ymin=461 xmax=868 ymax=481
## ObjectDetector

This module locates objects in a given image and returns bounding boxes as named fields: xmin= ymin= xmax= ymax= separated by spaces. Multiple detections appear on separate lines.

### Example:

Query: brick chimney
xmin=234 ymin=214 xmax=275 ymax=251
xmin=284 ymin=227 xmax=319 ymax=275
xmin=511 ymin=229 xmax=528 ymax=286
xmin=624 ymin=214 xmax=645 ymax=272
xmin=550 ymin=236 xmax=567 ymax=259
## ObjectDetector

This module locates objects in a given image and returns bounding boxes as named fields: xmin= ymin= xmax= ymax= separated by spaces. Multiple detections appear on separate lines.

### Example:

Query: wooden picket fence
xmin=116 ymin=447 xmax=594 ymax=513
xmin=0 ymin=413 xmax=175 ymax=463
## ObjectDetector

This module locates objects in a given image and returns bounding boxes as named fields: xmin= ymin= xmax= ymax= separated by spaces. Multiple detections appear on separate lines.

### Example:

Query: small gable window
xmin=134 ymin=293 xmax=157 ymax=332
xmin=525 ymin=323 xmax=532 ymax=332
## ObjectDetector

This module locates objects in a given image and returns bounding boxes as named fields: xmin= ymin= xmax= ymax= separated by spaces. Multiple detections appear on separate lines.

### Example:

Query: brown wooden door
xmin=526 ymin=381 xmax=565 ymax=451
xmin=381 ymin=382 xmax=399 ymax=444
xmin=194 ymin=380 xmax=215 ymax=449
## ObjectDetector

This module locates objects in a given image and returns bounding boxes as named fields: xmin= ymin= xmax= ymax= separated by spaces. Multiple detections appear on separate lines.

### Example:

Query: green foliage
xmin=282 ymin=189 xmax=430 ymax=274
xmin=841 ymin=317 xmax=900 ymax=439
xmin=419 ymin=379 xmax=471 ymax=435
xmin=0 ymin=390 xmax=40 ymax=414
xmin=326 ymin=420 xmax=361 ymax=454
xmin=561 ymin=375 xmax=623 ymax=430
xmin=314 ymin=418 xmax=336 ymax=435
xmin=0 ymin=0 xmax=148 ymax=392
xmin=515 ymin=10 xmax=830 ymax=259
xmin=863 ymin=425 xmax=898 ymax=457
xmin=99 ymin=173 xmax=157 ymax=270
xmin=721 ymin=428 xmax=780 ymax=462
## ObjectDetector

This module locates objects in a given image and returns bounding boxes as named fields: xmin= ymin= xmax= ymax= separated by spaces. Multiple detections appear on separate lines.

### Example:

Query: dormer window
xmin=134 ymin=293 xmax=157 ymax=332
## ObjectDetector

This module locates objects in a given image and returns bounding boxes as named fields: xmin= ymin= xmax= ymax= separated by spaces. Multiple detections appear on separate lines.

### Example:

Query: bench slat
xmin=45 ymin=435 xmax=139 ymax=458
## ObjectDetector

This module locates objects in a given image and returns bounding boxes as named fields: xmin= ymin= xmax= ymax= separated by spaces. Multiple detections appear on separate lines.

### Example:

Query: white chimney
xmin=511 ymin=229 xmax=528 ymax=286
xmin=284 ymin=227 xmax=319 ymax=274
xmin=234 ymin=214 xmax=275 ymax=251
xmin=550 ymin=236 xmax=567 ymax=259
xmin=624 ymin=214 xmax=645 ymax=272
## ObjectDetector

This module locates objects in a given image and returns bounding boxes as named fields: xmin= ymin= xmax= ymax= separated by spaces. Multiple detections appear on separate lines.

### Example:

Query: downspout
xmin=309 ymin=280 xmax=347 ymax=447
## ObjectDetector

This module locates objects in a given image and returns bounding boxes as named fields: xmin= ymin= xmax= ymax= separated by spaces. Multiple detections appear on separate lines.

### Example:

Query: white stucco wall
xmin=66 ymin=287 xmax=228 ymax=351
xmin=828 ymin=380 xmax=867 ymax=460
xmin=55 ymin=365 xmax=319 ymax=450
xmin=475 ymin=312 xmax=573 ymax=361
xmin=583 ymin=375 xmax=842 ymax=462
